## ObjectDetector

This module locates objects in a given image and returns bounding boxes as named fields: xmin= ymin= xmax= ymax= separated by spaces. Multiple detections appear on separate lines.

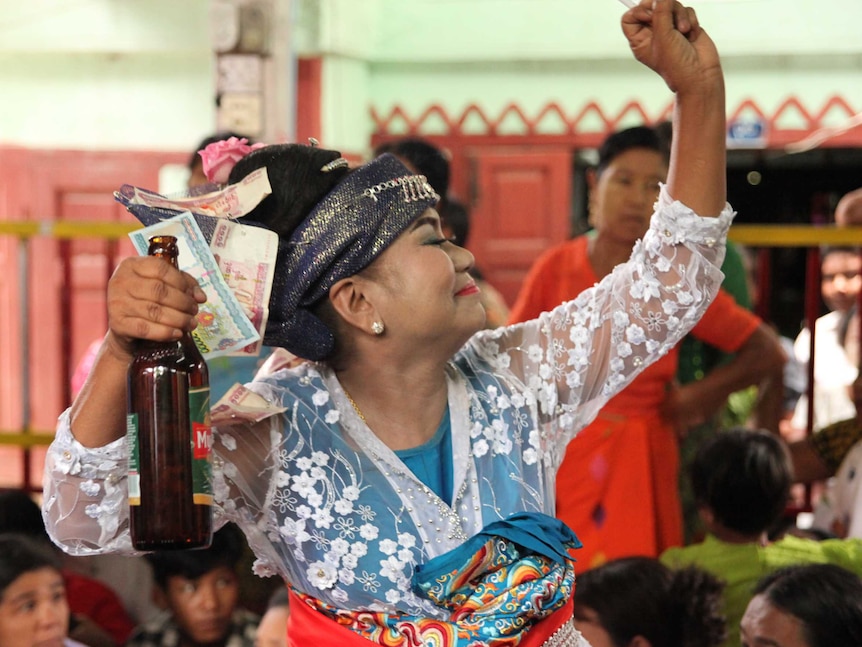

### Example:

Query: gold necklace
xmin=344 ymin=390 xmax=367 ymax=424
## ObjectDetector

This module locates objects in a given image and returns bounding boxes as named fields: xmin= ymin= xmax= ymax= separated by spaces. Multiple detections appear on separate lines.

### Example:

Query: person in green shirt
xmin=661 ymin=427 xmax=862 ymax=647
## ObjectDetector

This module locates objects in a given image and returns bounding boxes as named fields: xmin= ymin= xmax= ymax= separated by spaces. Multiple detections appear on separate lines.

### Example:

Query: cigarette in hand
xmin=617 ymin=0 xmax=637 ymax=7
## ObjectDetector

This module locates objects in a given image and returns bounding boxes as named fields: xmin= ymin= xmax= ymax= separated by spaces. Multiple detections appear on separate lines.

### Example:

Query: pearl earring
xmin=371 ymin=321 xmax=385 ymax=335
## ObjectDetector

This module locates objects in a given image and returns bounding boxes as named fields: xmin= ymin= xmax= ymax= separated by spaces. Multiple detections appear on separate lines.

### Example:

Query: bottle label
xmin=127 ymin=414 xmax=141 ymax=506
xmin=190 ymin=386 xmax=214 ymax=505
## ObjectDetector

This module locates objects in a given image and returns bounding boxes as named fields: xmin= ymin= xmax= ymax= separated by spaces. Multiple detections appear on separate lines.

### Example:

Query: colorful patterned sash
xmin=287 ymin=513 xmax=581 ymax=646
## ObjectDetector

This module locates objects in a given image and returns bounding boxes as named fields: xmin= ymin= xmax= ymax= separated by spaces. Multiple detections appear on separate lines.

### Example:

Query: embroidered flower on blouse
xmin=360 ymin=523 xmax=379 ymax=541
xmin=379 ymin=555 xmax=404 ymax=582
xmin=334 ymin=499 xmax=354 ymax=515
xmin=527 ymin=345 xmax=544 ymax=363
xmin=80 ymin=479 xmax=101 ymax=497
xmin=357 ymin=504 xmax=376 ymax=522
xmin=625 ymin=324 xmax=647 ymax=345
xmin=252 ymin=559 xmax=276 ymax=577
xmin=339 ymin=568 xmax=356 ymax=586
xmin=379 ymin=539 xmax=398 ymax=555
xmin=473 ymin=439 xmax=490 ymax=457
xmin=311 ymin=507 xmax=334 ymax=529
xmin=342 ymin=485 xmax=360 ymax=501
xmin=307 ymin=560 xmax=338 ymax=590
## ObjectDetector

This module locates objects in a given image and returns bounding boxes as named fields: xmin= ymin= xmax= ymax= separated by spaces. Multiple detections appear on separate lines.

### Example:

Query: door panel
xmin=0 ymin=148 xmax=183 ymax=489
xmin=467 ymin=148 xmax=574 ymax=307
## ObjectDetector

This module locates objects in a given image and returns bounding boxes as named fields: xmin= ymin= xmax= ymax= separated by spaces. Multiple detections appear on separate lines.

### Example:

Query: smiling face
xmin=160 ymin=566 xmax=239 ymax=646
xmin=741 ymin=594 xmax=810 ymax=647
xmin=589 ymin=147 xmax=667 ymax=248
xmin=362 ymin=207 xmax=485 ymax=352
xmin=0 ymin=567 xmax=69 ymax=647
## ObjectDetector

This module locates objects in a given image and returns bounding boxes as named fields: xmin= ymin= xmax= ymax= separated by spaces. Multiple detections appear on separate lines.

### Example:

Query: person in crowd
xmin=0 ymin=533 xmax=91 ymax=647
xmin=787 ymin=245 xmax=861 ymax=436
xmin=835 ymin=187 xmax=862 ymax=228
xmin=187 ymin=131 xmax=253 ymax=190
xmin=373 ymin=138 xmax=511 ymax=328
xmin=661 ymin=427 xmax=862 ymax=647
xmin=788 ymin=415 xmax=862 ymax=483
xmin=508 ymin=122 xmax=786 ymax=569
xmin=0 ymin=489 xmax=134 ymax=647
xmin=254 ymin=588 xmax=288 ymax=647
xmin=573 ymin=556 xmax=726 ymax=647
xmin=740 ymin=563 xmax=862 ymax=647
xmin=44 ymin=1 xmax=734 ymax=643
xmin=126 ymin=525 xmax=259 ymax=647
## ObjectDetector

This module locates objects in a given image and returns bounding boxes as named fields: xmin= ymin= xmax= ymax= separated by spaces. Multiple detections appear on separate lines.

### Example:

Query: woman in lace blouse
xmin=44 ymin=1 xmax=731 ymax=645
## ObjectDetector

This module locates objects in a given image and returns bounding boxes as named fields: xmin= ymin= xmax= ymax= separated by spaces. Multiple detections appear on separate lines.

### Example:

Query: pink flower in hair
xmin=199 ymin=137 xmax=266 ymax=185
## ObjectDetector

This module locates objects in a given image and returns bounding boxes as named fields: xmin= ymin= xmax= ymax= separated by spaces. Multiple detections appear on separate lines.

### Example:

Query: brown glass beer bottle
xmin=127 ymin=235 xmax=213 ymax=550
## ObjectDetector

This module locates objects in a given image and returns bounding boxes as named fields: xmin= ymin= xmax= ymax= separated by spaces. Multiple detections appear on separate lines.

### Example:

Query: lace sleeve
xmin=43 ymin=386 xmax=283 ymax=565
xmin=42 ymin=409 xmax=136 ymax=555
xmin=467 ymin=186 xmax=734 ymax=450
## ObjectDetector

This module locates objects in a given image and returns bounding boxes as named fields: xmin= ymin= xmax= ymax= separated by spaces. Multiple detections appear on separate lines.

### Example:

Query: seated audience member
xmin=661 ymin=427 xmax=862 ymax=647
xmin=741 ymin=563 xmax=862 ymax=647
xmin=788 ymin=246 xmax=861 ymax=435
xmin=127 ymin=524 xmax=259 ymax=647
xmin=0 ymin=490 xmax=134 ymax=646
xmin=254 ymin=588 xmax=288 ymax=647
xmin=573 ymin=556 xmax=726 ymax=647
xmin=0 ymin=533 xmax=90 ymax=647
xmin=787 ymin=414 xmax=862 ymax=484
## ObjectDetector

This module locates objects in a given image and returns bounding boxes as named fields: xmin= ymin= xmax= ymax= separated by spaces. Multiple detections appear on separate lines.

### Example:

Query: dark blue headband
xmin=117 ymin=153 xmax=439 ymax=361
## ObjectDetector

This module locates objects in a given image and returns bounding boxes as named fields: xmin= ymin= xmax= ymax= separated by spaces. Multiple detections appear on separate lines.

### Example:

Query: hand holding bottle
xmin=106 ymin=254 xmax=207 ymax=357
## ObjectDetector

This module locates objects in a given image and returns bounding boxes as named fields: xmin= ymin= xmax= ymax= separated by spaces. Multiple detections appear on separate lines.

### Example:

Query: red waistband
xmin=285 ymin=589 xmax=574 ymax=646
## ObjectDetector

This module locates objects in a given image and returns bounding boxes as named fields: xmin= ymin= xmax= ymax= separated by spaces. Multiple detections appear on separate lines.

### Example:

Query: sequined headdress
xmin=266 ymin=153 xmax=438 ymax=359
xmin=117 ymin=150 xmax=438 ymax=361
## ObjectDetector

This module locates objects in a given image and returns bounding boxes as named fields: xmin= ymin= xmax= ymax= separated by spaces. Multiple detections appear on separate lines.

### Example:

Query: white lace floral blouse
xmin=43 ymin=187 xmax=734 ymax=617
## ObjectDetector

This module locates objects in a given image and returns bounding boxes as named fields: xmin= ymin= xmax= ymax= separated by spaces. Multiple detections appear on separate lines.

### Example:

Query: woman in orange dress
xmin=509 ymin=126 xmax=786 ymax=570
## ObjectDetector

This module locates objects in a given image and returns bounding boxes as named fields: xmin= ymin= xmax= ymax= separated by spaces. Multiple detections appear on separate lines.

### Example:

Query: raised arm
xmin=623 ymin=0 xmax=726 ymax=216
xmin=479 ymin=1 xmax=732 ymax=448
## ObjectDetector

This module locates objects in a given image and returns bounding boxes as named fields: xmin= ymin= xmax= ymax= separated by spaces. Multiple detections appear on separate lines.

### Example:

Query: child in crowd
xmin=0 ymin=489 xmax=134 ymax=646
xmin=253 ymin=588 xmax=288 ymax=647
xmin=661 ymin=427 xmax=862 ymax=647
xmin=0 ymin=533 xmax=87 ymax=647
xmin=573 ymin=556 xmax=726 ymax=647
xmin=126 ymin=524 xmax=259 ymax=647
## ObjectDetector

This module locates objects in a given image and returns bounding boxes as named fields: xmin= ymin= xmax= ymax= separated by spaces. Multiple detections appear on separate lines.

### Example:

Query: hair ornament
xmin=320 ymin=157 xmax=350 ymax=173
xmin=199 ymin=136 xmax=266 ymax=184
xmin=264 ymin=154 xmax=439 ymax=360
xmin=308 ymin=137 xmax=320 ymax=147
xmin=362 ymin=175 xmax=437 ymax=204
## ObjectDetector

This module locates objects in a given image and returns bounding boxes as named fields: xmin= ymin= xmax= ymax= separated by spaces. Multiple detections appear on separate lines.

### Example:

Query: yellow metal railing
xmin=1 ymin=220 xmax=861 ymax=451
xmin=0 ymin=221 xmax=137 ymax=240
